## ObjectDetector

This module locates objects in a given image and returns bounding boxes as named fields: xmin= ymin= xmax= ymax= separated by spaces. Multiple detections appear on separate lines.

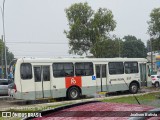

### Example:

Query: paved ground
xmin=0 ymin=87 xmax=160 ymax=111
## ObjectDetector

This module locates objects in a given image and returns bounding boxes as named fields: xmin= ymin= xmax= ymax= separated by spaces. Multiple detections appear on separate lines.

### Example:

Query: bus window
xmin=96 ymin=65 xmax=100 ymax=78
xmin=124 ymin=62 xmax=138 ymax=74
xmin=53 ymin=63 xmax=74 ymax=77
xmin=20 ymin=63 xmax=32 ymax=80
xmin=75 ymin=62 xmax=93 ymax=76
xmin=109 ymin=62 xmax=124 ymax=75
xmin=34 ymin=67 xmax=41 ymax=82
xmin=96 ymin=65 xmax=106 ymax=78
xmin=43 ymin=66 xmax=50 ymax=81
xmin=102 ymin=65 xmax=106 ymax=77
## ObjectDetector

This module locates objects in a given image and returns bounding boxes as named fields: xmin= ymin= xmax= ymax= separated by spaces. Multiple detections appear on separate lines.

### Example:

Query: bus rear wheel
xmin=67 ymin=87 xmax=80 ymax=100
xmin=129 ymin=83 xmax=138 ymax=94
xmin=155 ymin=82 xmax=159 ymax=87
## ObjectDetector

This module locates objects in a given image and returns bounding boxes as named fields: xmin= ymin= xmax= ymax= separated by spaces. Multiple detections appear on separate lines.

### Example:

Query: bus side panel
xmin=107 ymin=74 xmax=129 ymax=92
xmin=14 ymin=62 xmax=22 ymax=99
xmin=12 ymin=64 xmax=22 ymax=99
xmin=51 ymin=78 xmax=66 ymax=98
xmin=51 ymin=76 xmax=97 ymax=98
xmin=52 ymin=88 xmax=66 ymax=98
xmin=81 ymin=76 xmax=97 ymax=96
xmin=21 ymin=79 xmax=36 ymax=100
xmin=107 ymin=74 xmax=141 ymax=92
xmin=20 ymin=64 xmax=35 ymax=100
xmin=14 ymin=61 xmax=35 ymax=100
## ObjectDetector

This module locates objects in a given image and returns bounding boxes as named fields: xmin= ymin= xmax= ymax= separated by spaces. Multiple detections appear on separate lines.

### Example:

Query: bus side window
xmin=109 ymin=62 xmax=124 ymax=75
xmin=75 ymin=62 xmax=94 ymax=76
xmin=124 ymin=62 xmax=138 ymax=74
xmin=96 ymin=65 xmax=100 ymax=78
xmin=53 ymin=63 xmax=74 ymax=77
xmin=43 ymin=66 xmax=50 ymax=81
xmin=34 ymin=67 xmax=41 ymax=82
xmin=20 ymin=63 xmax=32 ymax=80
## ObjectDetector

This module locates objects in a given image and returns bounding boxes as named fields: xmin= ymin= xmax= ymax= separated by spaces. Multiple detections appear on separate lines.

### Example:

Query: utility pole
xmin=119 ymin=38 xmax=121 ymax=57
xmin=2 ymin=0 xmax=8 ymax=78
xmin=150 ymin=38 xmax=153 ymax=75
xmin=1 ymin=35 xmax=4 ymax=78
xmin=0 ymin=7 xmax=4 ymax=78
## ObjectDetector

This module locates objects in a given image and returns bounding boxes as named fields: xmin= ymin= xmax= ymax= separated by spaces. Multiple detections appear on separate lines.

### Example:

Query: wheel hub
xmin=71 ymin=90 xmax=77 ymax=98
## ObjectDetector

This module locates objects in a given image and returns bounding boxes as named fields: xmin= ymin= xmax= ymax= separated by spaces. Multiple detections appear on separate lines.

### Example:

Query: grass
xmin=102 ymin=92 xmax=160 ymax=107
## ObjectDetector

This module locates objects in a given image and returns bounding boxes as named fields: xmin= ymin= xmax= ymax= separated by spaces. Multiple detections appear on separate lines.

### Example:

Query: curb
xmin=1 ymin=90 xmax=160 ymax=111
xmin=0 ymin=96 xmax=10 ymax=100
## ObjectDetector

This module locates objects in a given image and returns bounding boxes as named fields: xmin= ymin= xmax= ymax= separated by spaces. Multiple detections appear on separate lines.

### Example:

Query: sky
xmin=0 ymin=0 xmax=160 ymax=58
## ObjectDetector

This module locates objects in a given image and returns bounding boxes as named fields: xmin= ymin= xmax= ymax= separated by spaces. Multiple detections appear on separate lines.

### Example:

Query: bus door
xmin=140 ymin=63 xmax=147 ymax=86
xmin=34 ymin=65 xmax=51 ymax=99
xmin=95 ymin=64 xmax=107 ymax=92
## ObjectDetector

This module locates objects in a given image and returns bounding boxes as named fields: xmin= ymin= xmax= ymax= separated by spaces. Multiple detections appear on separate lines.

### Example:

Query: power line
xmin=6 ymin=41 xmax=68 ymax=44
xmin=10 ymin=50 xmax=67 ymax=53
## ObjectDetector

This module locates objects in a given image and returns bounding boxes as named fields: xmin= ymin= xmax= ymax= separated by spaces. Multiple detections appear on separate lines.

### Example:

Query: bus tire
xmin=67 ymin=87 xmax=80 ymax=100
xmin=155 ymin=82 xmax=159 ymax=88
xmin=129 ymin=83 xmax=138 ymax=94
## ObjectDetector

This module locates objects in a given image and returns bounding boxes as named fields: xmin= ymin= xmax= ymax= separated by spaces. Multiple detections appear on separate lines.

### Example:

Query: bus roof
xmin=15 ymin=57 xmax=148 ymax=63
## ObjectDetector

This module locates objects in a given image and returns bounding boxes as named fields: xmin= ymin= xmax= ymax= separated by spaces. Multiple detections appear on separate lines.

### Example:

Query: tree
xmin=64 ymin=2 xmax=116 ymax=57
xmin=64 ymin=2 xmax=93 ymax=55
xmin=146 ymin=37 xmax=160 ymax=52
xmin=122 ymin=35 xmax=147 ymax=58
xmin=148 ymin=8 xmax=160 ymax=51
xmin=90 ymin=37 xmax=123 ymax=58
xmin=148 ymin=8 xmax=160 ymax=38
xmin=0 ymin=39 xmax=14 ymax=78
xmin=0 ymin=39 xmax=14 ymax=65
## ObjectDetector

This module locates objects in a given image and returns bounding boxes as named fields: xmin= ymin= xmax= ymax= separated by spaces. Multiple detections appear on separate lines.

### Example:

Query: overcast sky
xmin=0 ymin=0 xmax=160 ymax=58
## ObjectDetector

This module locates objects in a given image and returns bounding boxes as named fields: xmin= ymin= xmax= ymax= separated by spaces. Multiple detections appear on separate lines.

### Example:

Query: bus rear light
xmin=152 ymin=78 xmax=156 ymax=80
xmin=14 ymin=84 xmax=17 ymax=92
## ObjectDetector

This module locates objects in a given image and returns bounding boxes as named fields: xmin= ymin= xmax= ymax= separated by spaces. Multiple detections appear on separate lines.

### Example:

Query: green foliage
xmin=65 ymin=2 xmax=93 ymax=55
xmin=102 ymin=92 xmax=160 ymax=106
xmin=147 ymin=38 xmax=160 ymax=52
xmin=7 ymin=50 xmax=14 ymax=64
xmin=148 ymin=8 xmax=160 ymax=51
xmin=91 ymin=8 xmax=116 ymax=43
xmin=0 ymin=39 xmax=14 ymax=65
xmin=151 ymin=38 xmax=160 ymax=51
xmin=0 ymin=39 xmax=4 ymax=54
xmin=65 ymin=3 xmax=146 ymax=58
xmin=148 ymin=8 xmax=160 ymax=38
xmin=65 ymin=2 xmax=116 ymax=57
xmin=122 ymin=35 xmax=147 ymax=58
xmin=91 ymin=37 xmax=123 ymax=58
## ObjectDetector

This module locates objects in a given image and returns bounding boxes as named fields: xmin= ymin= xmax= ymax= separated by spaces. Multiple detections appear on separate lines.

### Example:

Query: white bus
xmin=8 ymin=58 xmax=151 ymax=100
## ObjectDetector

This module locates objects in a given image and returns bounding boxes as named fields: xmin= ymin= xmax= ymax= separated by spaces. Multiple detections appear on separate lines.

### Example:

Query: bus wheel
xmin=155 ymin=82 xmax=159 ymax=88
xmin=129 ymin=83 xmax=138 ymax=94
xmin=67 ymin=87 xmax=80 ymax=100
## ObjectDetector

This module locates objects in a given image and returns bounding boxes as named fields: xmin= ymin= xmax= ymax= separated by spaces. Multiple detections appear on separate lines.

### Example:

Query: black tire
xmin=67 ymin=87 xmax=80 ymax=100
xmin=129 ymin=83 xmax=138 ymax=94
xmin=155 ymin=82 xmax=159 ymax=88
